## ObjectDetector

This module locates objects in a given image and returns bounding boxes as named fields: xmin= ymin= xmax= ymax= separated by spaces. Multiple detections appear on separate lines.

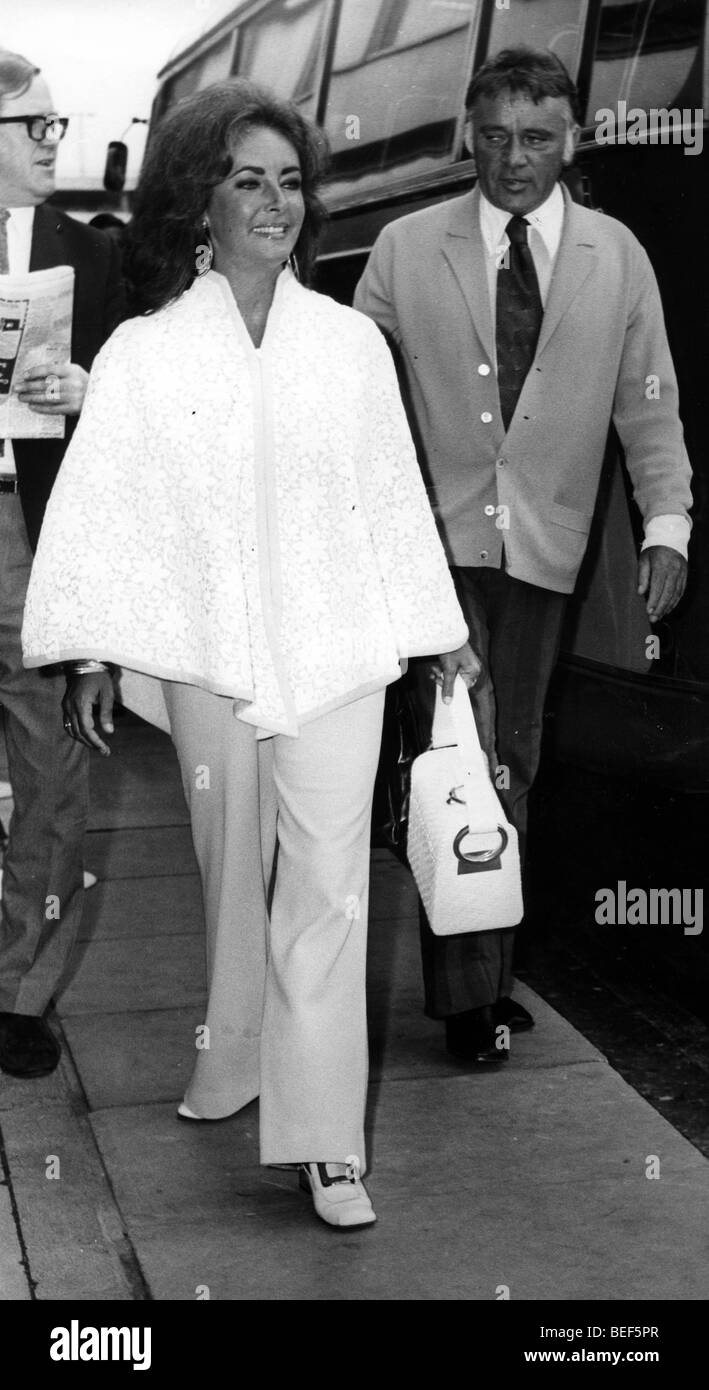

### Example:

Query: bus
xmin=126 ymin=0 xmax=708 ymax=789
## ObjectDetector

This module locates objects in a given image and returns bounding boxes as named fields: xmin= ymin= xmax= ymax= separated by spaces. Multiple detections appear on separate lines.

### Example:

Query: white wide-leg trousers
xmin=162 ymin=682 xmax=385 ymax=1169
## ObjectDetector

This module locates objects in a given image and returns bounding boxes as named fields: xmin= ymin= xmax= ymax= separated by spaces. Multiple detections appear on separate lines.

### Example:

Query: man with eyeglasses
xmin=0 ymin=50 xmax=123 ymax=1079
xmin=0 ymin=113 xmax=69 ymax=142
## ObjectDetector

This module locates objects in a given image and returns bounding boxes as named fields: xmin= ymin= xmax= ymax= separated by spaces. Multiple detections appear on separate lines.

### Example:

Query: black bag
xmin=371 ymin=661 xmax=435 ymax=863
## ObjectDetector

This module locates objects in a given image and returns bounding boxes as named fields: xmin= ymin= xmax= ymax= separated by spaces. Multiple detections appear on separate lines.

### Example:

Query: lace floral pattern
xmin=23 ymin=269 xmax=467 ymax=734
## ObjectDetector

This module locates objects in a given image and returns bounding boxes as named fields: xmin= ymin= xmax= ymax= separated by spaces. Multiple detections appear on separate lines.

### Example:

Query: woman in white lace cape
xmin=23 ymin=80 xmax=479 ymax=1230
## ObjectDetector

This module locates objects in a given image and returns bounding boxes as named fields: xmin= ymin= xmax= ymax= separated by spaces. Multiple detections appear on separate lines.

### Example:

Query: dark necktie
xmin=0 ymin=208 xmax=9 ymax=459
xmin=495 ymin=214 xmax=543 ymax=432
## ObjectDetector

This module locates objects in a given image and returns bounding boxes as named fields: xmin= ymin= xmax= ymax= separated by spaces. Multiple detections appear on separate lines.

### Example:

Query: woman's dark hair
xmin=125 ymin=79 xmax=329 ymax=313
xmin=466 ymin=46 xmax=581 ymax=124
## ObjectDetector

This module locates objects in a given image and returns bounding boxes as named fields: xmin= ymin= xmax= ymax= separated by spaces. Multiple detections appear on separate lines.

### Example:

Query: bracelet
xmin=65 ymin=660 xmax=110 ymax=676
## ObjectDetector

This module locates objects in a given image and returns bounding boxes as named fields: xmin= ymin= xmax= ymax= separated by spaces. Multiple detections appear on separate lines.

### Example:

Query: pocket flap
xmin=548 ymin=501 xmax=592 ymax=533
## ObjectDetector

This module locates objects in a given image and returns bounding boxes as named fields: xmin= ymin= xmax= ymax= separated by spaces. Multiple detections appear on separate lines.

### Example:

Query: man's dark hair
xmin=0 ymin=50 xmax=40 ymax=109
xmin=465 ymin=46 xmax=581 ymax=124
xmin=126 ymin=78 xmax=329 ymax=314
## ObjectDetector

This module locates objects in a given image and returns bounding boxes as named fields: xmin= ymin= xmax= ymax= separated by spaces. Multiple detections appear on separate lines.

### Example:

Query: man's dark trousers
xmin=0 ymin=207 xmax=121 ymax=1016
xmin=0 ymin=496 xmax=89 ymax=1012
xmin=419 ymin=564 xmax=566 ymax=1018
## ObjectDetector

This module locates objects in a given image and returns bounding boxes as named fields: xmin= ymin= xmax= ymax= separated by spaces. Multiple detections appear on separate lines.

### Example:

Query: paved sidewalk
xmin=1 ymin=714 xmax=708 ymax=1300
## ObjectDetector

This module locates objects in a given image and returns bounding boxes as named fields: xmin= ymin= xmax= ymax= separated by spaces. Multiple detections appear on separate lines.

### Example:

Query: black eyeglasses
xmin=0 ymin=114 xmax=69 ymax=143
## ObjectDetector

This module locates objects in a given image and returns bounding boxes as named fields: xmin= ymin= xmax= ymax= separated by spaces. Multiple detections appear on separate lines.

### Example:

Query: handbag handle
xmin=432 ymin=677 xmax=503 ymax=837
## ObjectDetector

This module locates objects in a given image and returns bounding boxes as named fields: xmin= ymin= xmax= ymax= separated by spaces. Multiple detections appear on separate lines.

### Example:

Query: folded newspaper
xmin=0 ymin=265 xmax=74 ymax=439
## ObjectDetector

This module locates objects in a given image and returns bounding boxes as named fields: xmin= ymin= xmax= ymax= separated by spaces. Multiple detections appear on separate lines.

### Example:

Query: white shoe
xmin=176 ymin=1100 xmax=238 ymax=1123
xmin=299 ymin=1159 xmax=376 ymax=1229
xmin=177 ymin=1101 xmax=202 ymax=1121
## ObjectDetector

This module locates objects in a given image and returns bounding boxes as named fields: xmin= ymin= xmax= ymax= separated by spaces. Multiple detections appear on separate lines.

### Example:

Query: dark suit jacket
xmin=13 ymin=203 xmax=124 ymax=550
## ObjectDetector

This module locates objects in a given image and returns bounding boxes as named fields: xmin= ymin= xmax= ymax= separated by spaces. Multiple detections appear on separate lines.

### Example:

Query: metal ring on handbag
xmin=453 ymin=824 xmax=508 ymax=864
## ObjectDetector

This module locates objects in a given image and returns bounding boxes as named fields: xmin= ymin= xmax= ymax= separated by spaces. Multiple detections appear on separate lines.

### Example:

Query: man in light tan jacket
xmin=355 ymin=46 xmax=692 ymax=1064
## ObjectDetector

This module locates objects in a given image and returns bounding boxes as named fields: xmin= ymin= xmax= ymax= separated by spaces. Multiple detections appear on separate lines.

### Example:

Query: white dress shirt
xmin=479 ymin=185 xmax=688 ymax=559
xmin=4 ymin=204 xmax=35 ymax=275
xmin=480 ymin=181 xmax=564 ymax=328
xmin=0 ymin=206 xmax=36 ymax=474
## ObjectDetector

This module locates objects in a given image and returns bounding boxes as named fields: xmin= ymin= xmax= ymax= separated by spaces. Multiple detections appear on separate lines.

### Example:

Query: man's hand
xmin=637 ymin=545 xmax=688 ymax=623
xmin=15 ymin=361 xmax=89 ymax=416
xmin=62 ymin=672 xmax=115 ymax=756
xmin=432 ymin=641 xmax=482 ymax=703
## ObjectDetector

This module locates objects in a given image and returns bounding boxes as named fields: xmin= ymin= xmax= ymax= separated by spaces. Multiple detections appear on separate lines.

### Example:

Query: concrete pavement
xmin=1 ymin=713 xmax=708 ymax=1301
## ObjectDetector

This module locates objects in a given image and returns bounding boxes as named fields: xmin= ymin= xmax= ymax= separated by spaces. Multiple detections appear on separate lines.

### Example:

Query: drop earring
xmin=196 ymin=222 xmax=214 ymax=275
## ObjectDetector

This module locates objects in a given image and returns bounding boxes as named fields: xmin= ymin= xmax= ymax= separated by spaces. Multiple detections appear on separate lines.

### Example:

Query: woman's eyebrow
xmin=233 ymin=163 xmax=301 ymax=175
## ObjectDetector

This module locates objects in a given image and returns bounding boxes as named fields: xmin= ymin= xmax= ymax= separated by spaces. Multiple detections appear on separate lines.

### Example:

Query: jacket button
xmin=478 ymin=364 xmax=491 ymax=376
xmin=480 ymin=550 xmax=489 ymax=560
xmin=496 ymin=458 xmax=505 ymax=467
xmin=484 ymin=504 xmax=495 ymax=516
xmin=481 ymin=411 xmax=493 ymax=423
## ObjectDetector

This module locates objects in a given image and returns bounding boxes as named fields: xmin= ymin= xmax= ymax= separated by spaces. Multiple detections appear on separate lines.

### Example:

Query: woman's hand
xmin=432 ymin=641 xmax=482 ymax=704
xmin=62 ymin=671 xmax=115 ymax=756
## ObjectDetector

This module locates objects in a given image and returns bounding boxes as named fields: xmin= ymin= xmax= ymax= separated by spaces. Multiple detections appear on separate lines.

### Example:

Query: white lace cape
xmin=22 ymin=269 xmax=467 ymax=735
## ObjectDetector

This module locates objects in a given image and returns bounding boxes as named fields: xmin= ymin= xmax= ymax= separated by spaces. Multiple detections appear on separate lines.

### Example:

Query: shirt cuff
xmin=641 ymin=514 xmax=690 ymax=560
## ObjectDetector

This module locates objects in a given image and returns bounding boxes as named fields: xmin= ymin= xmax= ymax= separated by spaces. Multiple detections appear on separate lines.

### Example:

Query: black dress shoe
xmin=0 ymin=1013 xmax=61 ymax=1078
xmin=445 ymin=1005 xmax=510 ymax=1063
xmin=493 ymin=996 xmax=535 ymax=1032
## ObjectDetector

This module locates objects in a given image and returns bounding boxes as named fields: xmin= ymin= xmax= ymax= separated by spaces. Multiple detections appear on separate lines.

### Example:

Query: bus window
xmin=587 ymin=0 xmax=704 ymax=121
xmin=485 ymin=0 xmax=587 ymax=78
xmin=323 ymin=0 xmax=480 ymax=192
xmin=237 ymin=0 xmax=330 ymax=114
xmin=161 ymin=31 xmax=236 ymax=111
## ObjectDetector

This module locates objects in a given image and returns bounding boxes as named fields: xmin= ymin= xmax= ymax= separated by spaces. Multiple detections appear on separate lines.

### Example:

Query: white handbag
xmin=406 ymin=676 xmax=523 ymax=935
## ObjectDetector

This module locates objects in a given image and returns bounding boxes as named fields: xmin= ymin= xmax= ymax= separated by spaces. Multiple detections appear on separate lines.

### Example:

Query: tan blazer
xmin=354 ymin=185 xmax=692 ymax=593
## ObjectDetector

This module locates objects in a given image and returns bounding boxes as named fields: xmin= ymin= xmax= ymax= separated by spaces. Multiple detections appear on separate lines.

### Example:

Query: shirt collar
xmin=5 ymin=205 xmax=35 ymax=237
xmin=479 ymin=183 xmax=565 ymax=261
